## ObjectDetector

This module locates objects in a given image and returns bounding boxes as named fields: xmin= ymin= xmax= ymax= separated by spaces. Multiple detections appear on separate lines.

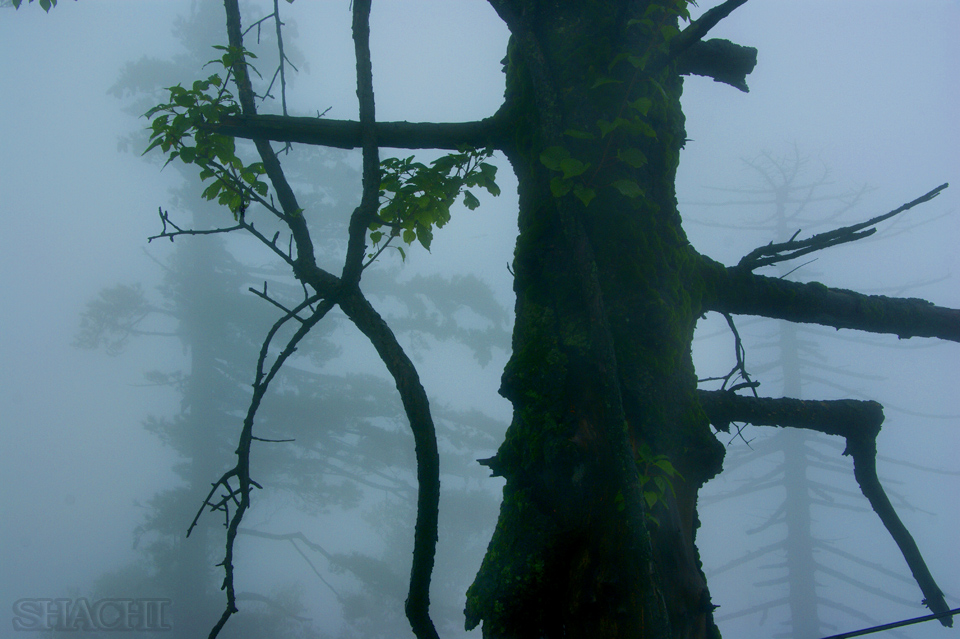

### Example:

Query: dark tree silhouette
xmin=83 ymin=1 xmax=960 ymax=637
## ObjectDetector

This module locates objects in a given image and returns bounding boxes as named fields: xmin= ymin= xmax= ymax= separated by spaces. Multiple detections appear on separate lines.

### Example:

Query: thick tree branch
xmin=208 ymin=113 xmax=509 ymax=151
xmin=700 ymin=257 xmax=960 ymax=342
xmin=336 ymin=287 xmax=441 ymax=639
xmin=697 ymin=390 xmax=884 ymax=439
xmin=698 ymin=391 xmax=953 ymax=625
xmin=676 ymin=38 xmax=757 ymax=92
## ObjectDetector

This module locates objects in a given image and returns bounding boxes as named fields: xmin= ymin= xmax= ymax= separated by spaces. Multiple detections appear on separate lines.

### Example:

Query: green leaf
xmin=644 ymin=491 xmax=659 ymax=509
xmin=463 ymin=190 xmax=481 ymax=210
xmin=611 ymin=179 xmax=644 ymax=199
xmin=416 ymin=223 xmax=433 ymax=250
xmin=597 ymin=119 xmax=631 ymax=138
xmin=178 ymin=146 xmax=197 ymax=163
xmin=402 ymin=229 xmax=416 ymax=244
xmin=201 ymin=182 xmax=222 ymax=201
xmin=559 ymin=157 xmax=590 ymax=179
xmin=637 ymin=120 xmax=658 ymax=138
xmin=616 ymin=147 xmax=648 ymax=169
xmin=660 ymin=24 xmax=680 ymax=41
xmin=539 ymin=146 xmax=570 ymax=171
xmin=550 ymin=177 xmax=573 ymax=198
xmin=572 ymin=185 xmax=596 ymax=207
xmin=628 ymin=97 xmax=653 ymax=116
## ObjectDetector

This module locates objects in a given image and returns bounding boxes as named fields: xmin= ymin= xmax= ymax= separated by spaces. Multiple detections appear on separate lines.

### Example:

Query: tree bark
xmin=466 ymin=3 xmax=727 ymax=636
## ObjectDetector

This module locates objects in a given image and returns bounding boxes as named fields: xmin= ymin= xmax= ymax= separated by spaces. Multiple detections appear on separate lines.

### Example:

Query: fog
xmin=1 ymin=1 xmax=957 ymax=638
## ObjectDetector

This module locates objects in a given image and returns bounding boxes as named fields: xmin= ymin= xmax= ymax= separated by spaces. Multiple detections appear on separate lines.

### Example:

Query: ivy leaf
xmin=616 ymin=147 xmax=648 ymax=169
xmin=550 ymin=177 xmax=573 ymax=197
xmin=539 ymin=146 xmax=570 ymax=171
xmin=628 ymin=97 xmax=653 ymax=116
xmin=573 ymin=184 xmax=596 ymax=207
xmin=660 ymin=24 xmax=680 ymax=41
xmin=559 ymin=157 xmax=590 ymax=179
xmin=597 ymin=118 xmax=633 ymax=139
xmin=611 ymin=179 xmax=644 ymax=199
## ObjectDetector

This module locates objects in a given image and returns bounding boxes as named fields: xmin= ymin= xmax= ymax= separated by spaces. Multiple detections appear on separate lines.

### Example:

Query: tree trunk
xmin=466 ymin=2 xmax=725 ymax=636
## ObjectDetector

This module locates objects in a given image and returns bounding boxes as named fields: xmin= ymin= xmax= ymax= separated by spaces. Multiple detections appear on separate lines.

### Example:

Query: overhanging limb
xmin=698 ymin=391 xmax=953 ymax=626
xmin=699 ymin=256 xmax=960 ymax=342
xmin=207 ymin=112 xmax=509 ymax=151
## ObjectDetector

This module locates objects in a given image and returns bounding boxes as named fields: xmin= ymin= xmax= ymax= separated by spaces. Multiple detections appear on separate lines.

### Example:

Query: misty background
xmin=1 ymin=1 xmax=957 ymax=637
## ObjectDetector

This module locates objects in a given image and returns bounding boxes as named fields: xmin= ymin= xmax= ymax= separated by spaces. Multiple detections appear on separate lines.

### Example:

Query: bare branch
xmin=738 ymin=183 xmax=948 ymax=270
xmin=208 ymin=113 xmax=508 ymax=151
xmin=701 ymin=256 xmax=960 ymax=342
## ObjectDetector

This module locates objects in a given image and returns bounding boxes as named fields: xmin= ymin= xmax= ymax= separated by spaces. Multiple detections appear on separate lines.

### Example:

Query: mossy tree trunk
xmin=465 ymin=3 xmax=726 ymax=637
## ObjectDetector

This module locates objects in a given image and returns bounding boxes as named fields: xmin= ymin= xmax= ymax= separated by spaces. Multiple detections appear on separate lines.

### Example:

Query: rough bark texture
xmin=465 ymin=3 xmax=725 ymax=637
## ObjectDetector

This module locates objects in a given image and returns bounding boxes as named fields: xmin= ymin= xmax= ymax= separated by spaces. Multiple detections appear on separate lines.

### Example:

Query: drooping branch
xmin=845 ymin=436 xmax=953 ymax=626
xmin=700 ymin=256 xmax=960 ymax=342
xmin=202 ymin=295 xmax=332 ymax=639
xmin=336 ymin=287 xmax=441 ymax=639
xmin=208 ymin=112 xmax=509 ymax=151
xmin=697 ymin=390 xmax=953 ymax=626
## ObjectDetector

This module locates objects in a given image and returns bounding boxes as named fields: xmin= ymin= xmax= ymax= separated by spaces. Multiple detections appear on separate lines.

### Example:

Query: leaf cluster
xmin=635 ymin=442 xmax=683 ymax=525
xmin=538 ymin=1 xmax=695 ymax=208
xmin=369 ymin=148 xmax=499 ymax=258
xmin=143 ymin=46 xmax=268 ymax=218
